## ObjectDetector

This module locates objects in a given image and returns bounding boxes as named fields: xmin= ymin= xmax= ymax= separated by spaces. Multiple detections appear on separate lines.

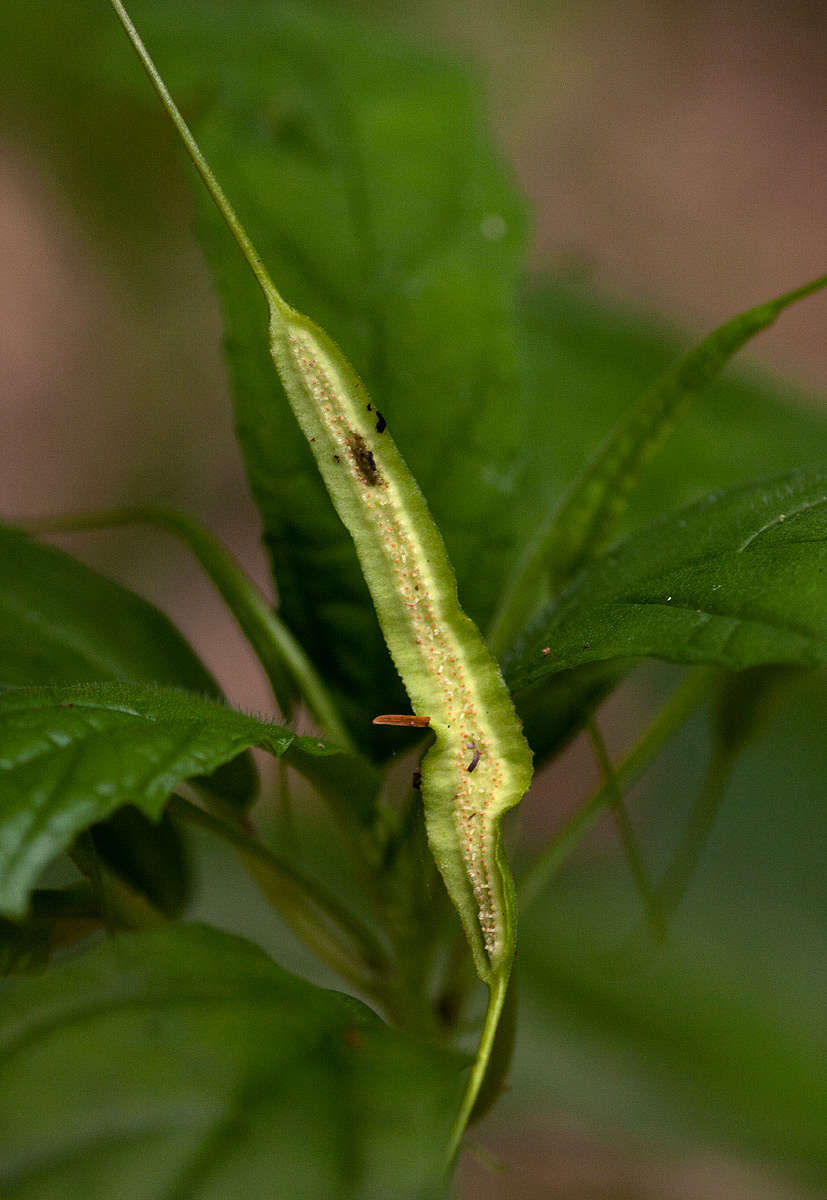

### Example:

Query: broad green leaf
xmin=506 ymin=468 xmax=827 ymax=693
xmin=489 ymin=275 xmax=827 ymax=654
xmin=0 ymin=524 xmax=256 ymax=805
xmin=0 ymin=525 xmax=227 ymax=691
xmin=115 ymin=0 xmax=528 ymax=749
xmin=27 ymin=507 xmax=355 ymax=749
xmin=0 ymin=682 xmax=336 ymax=918
xmin=0 ymin=923 xmax=464 ymax=1198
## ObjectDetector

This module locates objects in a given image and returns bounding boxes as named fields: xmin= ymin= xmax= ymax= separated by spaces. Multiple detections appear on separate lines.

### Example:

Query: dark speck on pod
xmin=375 ymin=410 xmax=386 ymax=433
xmin=346 ymin=429 xmax=381 ymax=486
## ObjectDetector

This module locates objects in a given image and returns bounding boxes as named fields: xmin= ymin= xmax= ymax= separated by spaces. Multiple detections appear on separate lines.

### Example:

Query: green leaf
xmin=25 ymin=507 xmax=356 ymax=749
xmin=120 ymin=0 xmax=528 ymax=748
xmin=0 ymin=525 xmax=221 ymax=691
xmin=0 ymin=923 xmax=464 ymax=1198
xmin=506 ymin=467 xmax=827 ymax=694
xmin=489 ymin=275 xmax=827 ymax=654
xmin=0 ymin=682 xmax=334 ymax=918
xmin=503 ymin=281 xmax=827 ymax=760
xmin=0 ymin=524 xmax=256 ymax=805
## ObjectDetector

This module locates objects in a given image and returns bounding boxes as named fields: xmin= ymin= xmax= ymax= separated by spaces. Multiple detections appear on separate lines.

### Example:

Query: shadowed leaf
xmin=0 ymin=683 xmax=337 ymax=918
xmin=0 ymin=923 xmax=463 ymax=1198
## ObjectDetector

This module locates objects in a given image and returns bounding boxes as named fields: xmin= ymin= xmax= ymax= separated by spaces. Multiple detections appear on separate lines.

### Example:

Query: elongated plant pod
xmin=107 ymin=0 xmax=532 ymax=985
xmin=106 ymin=8 xmax=534 ymax=1148
xmin=270 ymin=297 xmax=533 ymax=981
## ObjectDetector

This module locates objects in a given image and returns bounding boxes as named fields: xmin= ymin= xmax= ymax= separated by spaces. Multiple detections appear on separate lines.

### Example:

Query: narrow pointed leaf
xmin=499 ymin=280 xmax=827 ymax=758
xmin=0 ymin=682 xmax=338 ymax=918
xmin=506 ymin=468 xmax=827 ymax=692
xmin=490 ymin=275 xmax=827 ymax=653
xmin=0 ymin=924 xmax=464 ymax=1199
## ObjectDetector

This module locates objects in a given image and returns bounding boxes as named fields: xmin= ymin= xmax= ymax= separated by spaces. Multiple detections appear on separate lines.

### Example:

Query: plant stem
xmin=108 ymin=0 xmax=275 ymax=300
xmin=654 ymin=746 xmax=735 ymax=924
xmin=169 ymin=795 xmax=389 ymax=992
xmin=585 ymin=716 xmax=665 ymax=941
xmin=447 ymin=970 xmax=510 ymax=1162
xmin=519 ymin=667 xmax=717 ymax=912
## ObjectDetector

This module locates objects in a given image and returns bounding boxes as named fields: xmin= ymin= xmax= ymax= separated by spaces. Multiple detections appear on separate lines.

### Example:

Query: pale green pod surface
xmin=106 ymin=0 xmax=533 ymax=989
xmin=269 ymin=297 xmax=533 ymax=981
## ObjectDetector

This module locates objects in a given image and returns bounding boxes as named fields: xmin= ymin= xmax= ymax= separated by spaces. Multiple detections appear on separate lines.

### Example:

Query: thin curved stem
xmin=447 ymin=970 xmax=510 ymax=1163
xmin=585 ymin=716 xmax=665 ymax=941
xmin=654 ymin=747 xmax=734 ymax=925
xmin=108 ymin=0 xmax=278 ymax=306
xmin=169 ymin=795 xmax=389 ymax=992
xmin=519 ymin=667 xmax=717 ymax=912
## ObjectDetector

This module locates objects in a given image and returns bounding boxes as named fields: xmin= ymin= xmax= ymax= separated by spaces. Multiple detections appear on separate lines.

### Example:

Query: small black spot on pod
xmin=346 ymin=430 xmax=381 ymax=486
xmin=333 ymin=454 xmax=340 ymax=464
xmin=375 ymin=411 xmax=387 ymax=434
